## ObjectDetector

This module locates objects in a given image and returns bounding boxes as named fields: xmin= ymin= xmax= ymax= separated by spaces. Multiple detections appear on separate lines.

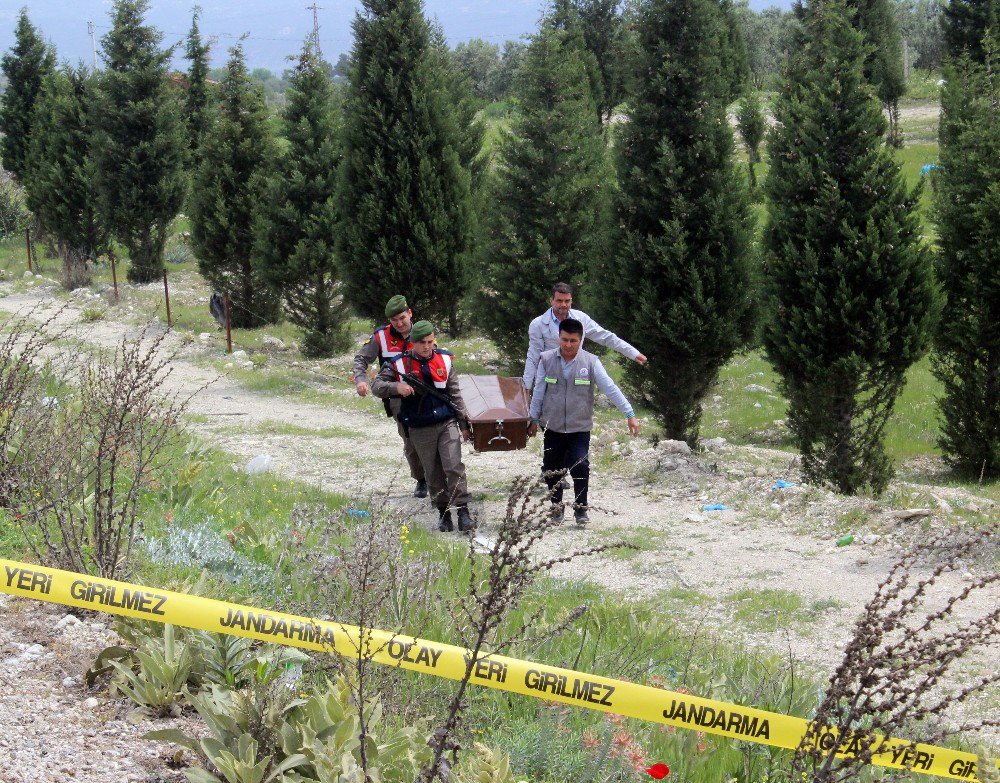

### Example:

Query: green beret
xmin=410 ymin=320 xmax=434 ymax=341
xmin=385 ymin=294 xmax=409 ymax=318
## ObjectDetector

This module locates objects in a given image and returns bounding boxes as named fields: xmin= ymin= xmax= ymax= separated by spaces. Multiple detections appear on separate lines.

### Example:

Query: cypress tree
xmin=190 ymin=43 xmax=279 ymax=329
xmin=26 ymin=67 xmax=109 ymax=288
xmin=91 ymin=0 xmax=186 ymax=284
xmin=762 ymin=0 xmax=934 ymax=495
xmin=736 ymin=88 xmax=766 ymax=191
xmin=932 ymin=13 xmax=1000 ymax=478
xmin=0 ymin=8 xmax=55 ymax=181
xmin=475 ymin=20 xmax=611 ymax=370
xmin=337 ymin=0 xmax=474 ymax=333
xmin=599 ymin=0 xmax=755 ymax=443
xmin=184 ymin=6 xmax=213 ymax=156
xmin=255 ymin=42 xmax=348 ymax=357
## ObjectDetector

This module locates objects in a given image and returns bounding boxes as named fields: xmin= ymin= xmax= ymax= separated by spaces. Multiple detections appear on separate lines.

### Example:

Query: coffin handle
xmin=488 ymin=419 xmax=512 ymax=445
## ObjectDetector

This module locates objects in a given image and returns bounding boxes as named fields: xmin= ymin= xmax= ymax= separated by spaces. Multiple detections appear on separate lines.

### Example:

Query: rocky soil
xmin=0 ymin=272 xmax=997 ymax=782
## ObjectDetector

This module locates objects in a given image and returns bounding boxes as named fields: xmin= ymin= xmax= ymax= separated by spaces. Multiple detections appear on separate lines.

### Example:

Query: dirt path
xmin=1 ymin=281 xmax=997 ymax=781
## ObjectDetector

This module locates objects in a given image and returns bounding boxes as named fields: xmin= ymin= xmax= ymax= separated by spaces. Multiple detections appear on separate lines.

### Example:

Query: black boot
xmin=438 ymin=509 xmax=453 ymax=532
xmin=457 ymin=505 xmax=475 ymax=533
xmin=413 ymin=480 xmax=428 ymax=498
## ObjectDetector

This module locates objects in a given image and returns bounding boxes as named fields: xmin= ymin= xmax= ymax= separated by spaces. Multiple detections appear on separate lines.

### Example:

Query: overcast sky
xmin=2 ymin=0 xmax=790 ymax=74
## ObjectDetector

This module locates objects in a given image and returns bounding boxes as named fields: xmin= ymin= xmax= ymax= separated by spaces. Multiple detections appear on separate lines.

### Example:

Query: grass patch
xmin=727 ymin=588 xmax=806 ymax=632
xmin=590 ymin=525 xmax=660 ymax=559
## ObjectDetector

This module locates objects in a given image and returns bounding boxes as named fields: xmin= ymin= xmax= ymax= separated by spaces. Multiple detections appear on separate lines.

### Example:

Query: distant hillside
xmin=1 ymin=0 xmax=793 ymax=74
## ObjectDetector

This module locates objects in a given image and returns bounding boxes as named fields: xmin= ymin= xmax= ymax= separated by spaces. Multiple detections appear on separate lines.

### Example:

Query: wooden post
xmin=162 ymin=268 xmax=172 ymax=327
xmin=24 ymin=228 xmax=33 ymax=273
xmin=109 ymin=250 xmax=119 ymax=301
xmin=223 ymin=294 xmax=233 ymax=354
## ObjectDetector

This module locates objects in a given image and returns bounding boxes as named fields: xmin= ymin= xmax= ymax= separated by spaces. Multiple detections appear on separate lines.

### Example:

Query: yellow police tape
xmin=0 ymin=558 xmax=990 ymax=782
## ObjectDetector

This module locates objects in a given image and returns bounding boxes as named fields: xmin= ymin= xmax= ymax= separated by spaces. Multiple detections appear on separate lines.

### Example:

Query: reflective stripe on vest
xmin=377 ymin=326 xmax=409 ymax=360
xmin=393 ymin=351 xmax=452 ymax=388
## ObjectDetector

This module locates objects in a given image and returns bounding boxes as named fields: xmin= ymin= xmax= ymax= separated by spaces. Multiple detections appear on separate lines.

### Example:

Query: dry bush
xmin=16 ymin=329 xmax=189 ymax=580
xmin=793 ymin=523 xmax=1000 ymax=782
xmin=0 ymin=308 xmax=67 ymax=510
xmin=59 ymin=246 xmax=92 ymax=290
xmin=286 ymin=498 xmax=446 ymax=775
xmin=417 ymin=475 xmax=633 ymax=783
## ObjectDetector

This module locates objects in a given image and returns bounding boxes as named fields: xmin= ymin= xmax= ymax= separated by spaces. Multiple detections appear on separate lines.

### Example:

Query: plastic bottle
xmin=836 ymin=534 xmax=854 ymax=547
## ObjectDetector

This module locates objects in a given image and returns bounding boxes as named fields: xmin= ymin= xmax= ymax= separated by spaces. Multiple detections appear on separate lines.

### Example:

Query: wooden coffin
xmin=458 ymin=375 xmax=531 ymax=452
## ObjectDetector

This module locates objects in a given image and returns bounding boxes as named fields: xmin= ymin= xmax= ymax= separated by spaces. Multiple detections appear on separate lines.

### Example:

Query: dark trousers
xmin=542 ymin=429 xmax=590 ymax=508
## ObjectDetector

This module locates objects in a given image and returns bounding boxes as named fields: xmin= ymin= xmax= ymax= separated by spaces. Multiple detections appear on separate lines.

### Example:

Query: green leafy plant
xmin=180 ymin=733 xmax=305 ymax=783
xmin=280 ymin=676 xmax=432 ymax=783
xmin=108 ymin=623 xmax=194 ymax=716
xmin=451 ymin=742 xmax=522 ymax=783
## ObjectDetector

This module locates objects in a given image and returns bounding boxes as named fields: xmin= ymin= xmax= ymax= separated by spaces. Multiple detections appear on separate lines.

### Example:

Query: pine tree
xmin=184 ymin=6 xmax=213 ymax=156
xmin=762 ymin=0 xmax=934 ymax=495
xmin=337 ymin=0 xmax=474 ymax=333
xmin=26 ymin=67 xmax=109 ymax=289
xmin=551 ymin=0 xmax=606 ymax=125
xmin=932 ymin=16 xmax=1000 ymax=478
xmin=189 ymin=43 xmax=279 ymax=329
xmin=475 ymin=20 xmax=611 ymax=370
xmin=942 ymin=0 xmax=998 ymax=62
xmin=599 ymin=0 xmax=755 ymax=443
xmin=851 ymin=0 xmax=907 ymax=145
xmin=91 ymin=0 xmax=186 ymax=284
xmin=575 ymin=0 xmax=625 ymax=123
xmin=0 ymin=9 xmax=55 ymax=181
xmin=255 ymin=42 xmax=348 ymax=357
xmin=736 ymin=88 xmax=766 ymax=191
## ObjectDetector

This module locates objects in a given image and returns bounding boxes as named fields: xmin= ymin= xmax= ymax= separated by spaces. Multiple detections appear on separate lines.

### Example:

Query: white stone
xmin=224 ymin=362 xmax=235 ymax=369
xmin=199 ymin=332 xmax=212 ymax=341
xmin=238 ymin=360 xmax=255 ymax=369
xmin=62 ymin=677 xmax=75 ymax=688
xmin=701 ymin=437 xmax=727 ymax=450
xmin=232 ymin=349 xmax=249 ymax=360
xmin=745 ymin=384 xmax=772 ymax=393
xmin=658 ymin=439 xmax=691 ymax=455
xmin=862 ymin=534 xmax=880 ymax=545
xmin=83 ymin=697 xmax=100 ymax=710
xmin=55 ymin=614 xmax=80 ymax=630
xmin=262 ymin=335 xmax=287 ymax=350
xmin=23 ymin=270 xmax=34 ymax=279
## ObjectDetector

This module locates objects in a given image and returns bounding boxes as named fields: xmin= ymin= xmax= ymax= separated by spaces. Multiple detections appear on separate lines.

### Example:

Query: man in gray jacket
xmin=528 ymin=318 xmax=640 ymax=524
xmin=523 ymin=282 xmax=647 ymax=391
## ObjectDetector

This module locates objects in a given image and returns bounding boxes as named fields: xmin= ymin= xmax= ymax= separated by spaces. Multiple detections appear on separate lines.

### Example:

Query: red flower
xmin=646 ymin=762 xmax=670 ymax=779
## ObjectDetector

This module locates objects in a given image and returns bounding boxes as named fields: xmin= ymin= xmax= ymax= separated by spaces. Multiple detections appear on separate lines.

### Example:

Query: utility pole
xmin=307 ymin=2 xmax=323 ymax=58
xmin=88 ymin=20 xmax=97 ymax=70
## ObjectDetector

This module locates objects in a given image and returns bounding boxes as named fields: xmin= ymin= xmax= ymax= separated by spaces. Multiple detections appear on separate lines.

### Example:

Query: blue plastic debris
xmin=346 ymin=508 xmax=370 ymax=518
xmin=771 ymin=479 xmax=796 ymax=489
xmin=702 ymin=503 xmax=729 ymax=511
xmin=920 ymin=163 xmax=940 ymax=176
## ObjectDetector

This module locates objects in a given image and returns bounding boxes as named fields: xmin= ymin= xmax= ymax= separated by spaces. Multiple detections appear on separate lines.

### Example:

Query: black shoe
xmin=438 ymin=509 xmax=453 ymax=532
xmin=457 ymin=505 xmax=475 ymax=533
xmin=574 ymin=507 xmax=589 ymax=525
xmin=413 ymin=480 xmax=428 ymax=499
xmin=550 ymin=503 xmax=565 ymax=522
